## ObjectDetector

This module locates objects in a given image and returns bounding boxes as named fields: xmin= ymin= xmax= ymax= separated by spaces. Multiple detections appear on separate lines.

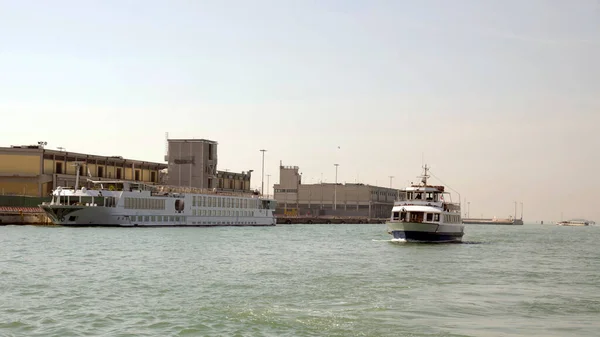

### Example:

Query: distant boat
xmin=556 ymin=219 xmax=591 ymax=226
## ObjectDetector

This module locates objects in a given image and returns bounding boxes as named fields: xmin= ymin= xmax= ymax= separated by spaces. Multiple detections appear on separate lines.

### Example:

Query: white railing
xmin=151 ymin=184 xmax=265 ymax=198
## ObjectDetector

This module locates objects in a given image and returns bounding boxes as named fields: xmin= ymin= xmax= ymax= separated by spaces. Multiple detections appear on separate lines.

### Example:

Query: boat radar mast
xmin=418 ymin=164 xmax=430 ymax=185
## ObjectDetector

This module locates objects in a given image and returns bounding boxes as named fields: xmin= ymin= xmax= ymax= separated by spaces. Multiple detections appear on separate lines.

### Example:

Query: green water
xmin=1 ymin=224 xmax=599 ymax=336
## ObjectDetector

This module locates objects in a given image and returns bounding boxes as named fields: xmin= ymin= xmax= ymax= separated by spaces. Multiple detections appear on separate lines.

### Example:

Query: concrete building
xmin=165 ymin=138 xmax=252 ymax=193
xmin=0 ymin=144 xmax=166 ymax=197
xmin=273 ymin=164 xmax=401 ymax=219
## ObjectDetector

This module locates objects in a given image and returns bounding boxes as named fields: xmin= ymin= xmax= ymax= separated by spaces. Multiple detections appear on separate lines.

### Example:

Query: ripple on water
xmin=0 ymin=225 xmax=599 ymax=337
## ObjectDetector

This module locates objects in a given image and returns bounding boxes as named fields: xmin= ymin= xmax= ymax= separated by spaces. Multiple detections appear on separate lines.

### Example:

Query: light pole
xmin=467 ymin=201 xmax=470 ymax=218
xmin=334 ymin=164 xmax=339 ymax=210
xmin=389 ymin=176 xmax=394 ymax=188
xmin=266 ymin=174 xmax=271 ymax=198
xmin=260 ymin=149 xmax=267 ymax=196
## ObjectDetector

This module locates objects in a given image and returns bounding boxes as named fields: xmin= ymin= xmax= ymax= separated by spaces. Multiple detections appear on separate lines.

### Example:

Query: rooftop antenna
xmin=37 ymin=141 xmax=47 ymax=149
xmin=57 ymin=147 xmax=65 ymax=151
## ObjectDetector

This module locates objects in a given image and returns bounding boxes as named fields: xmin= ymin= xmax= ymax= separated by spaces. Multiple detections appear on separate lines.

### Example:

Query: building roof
xmin=1 ymin=145 xmax=167 ymax=168
xmin=168 ymin=138 xmax=218 ymax=144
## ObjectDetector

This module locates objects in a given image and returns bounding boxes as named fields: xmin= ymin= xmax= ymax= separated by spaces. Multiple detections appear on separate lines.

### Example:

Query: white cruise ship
xmin=39 ymin=178 xmax=277 ymax=227
xmin=387 ymin=165 xmax=464 ymax=243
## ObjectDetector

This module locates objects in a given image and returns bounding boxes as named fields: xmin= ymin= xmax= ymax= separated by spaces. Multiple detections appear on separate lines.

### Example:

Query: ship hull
xmin=40 ymin=205 xmax=276 ymax=227
xmin=387 ymin=222 xmax=464 ymax=243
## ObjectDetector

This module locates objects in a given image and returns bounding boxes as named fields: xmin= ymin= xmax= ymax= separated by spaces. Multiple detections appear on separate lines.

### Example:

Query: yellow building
xmin=0 ymin=144 xmax=167 ymax=197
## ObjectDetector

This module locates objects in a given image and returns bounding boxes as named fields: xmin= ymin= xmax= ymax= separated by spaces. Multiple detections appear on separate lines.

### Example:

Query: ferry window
xmin=144 ymin=216 xmax=149 ymax=222
xmin=393 ymin=212 xmax=399 ymax=220
xmin=98 ymin=166 xmax=104 ymax=178
xmin=415 ymin=193 xmax=422 ymax=200
xmin=426 ymin=193 xmax=433 ymax=201
xmin=426 ymin=213 xmax=433 ymax=221
xmin=434 ymin=214 xmax=440 ymax=221
xmin=433 ymin=194 xmax=439 ymax=202
xmin=151 ymin=216 xmax=155 ymax=222
xmin=193 ymin=196 xmax=196 ymax=206
xmin=116 ymin=168 xmax=122 ymax=179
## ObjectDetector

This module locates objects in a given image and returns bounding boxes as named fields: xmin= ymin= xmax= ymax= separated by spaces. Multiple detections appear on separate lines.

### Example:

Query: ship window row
xmin=133 ymin=215 xmax=182 ymax=222
xmin=124 ymin=197 xmax=166 ymax=210
xmin=392 ymin=211 xmax=441 ymax=222
xmin=192 ymin=209 xmax=253 ymax=217
xmin=406 ymin=192 xmax=440 ymax=201
xmin=443 ymin=214 xmax=460 ymax=224
xmin=192 ymin=196 xmax=258 ymax=209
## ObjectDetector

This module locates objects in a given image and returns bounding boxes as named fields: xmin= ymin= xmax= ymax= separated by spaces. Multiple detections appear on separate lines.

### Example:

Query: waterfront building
xmin=0 ymin=144 xmax=166 ymax=197
xmin=0 ymin=140 xmax=253 ymax=197
xmin=165 ymin=138 xmax=252 ymax=193
xmin=273 ymin=163 xmax=400 ymax=218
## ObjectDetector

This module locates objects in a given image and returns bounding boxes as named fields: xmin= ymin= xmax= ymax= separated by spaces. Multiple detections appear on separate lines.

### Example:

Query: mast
xmin=520 ymin=202 xmax=523 ymax=220
xmin=419 ymin=164 xmax=429 ymax=186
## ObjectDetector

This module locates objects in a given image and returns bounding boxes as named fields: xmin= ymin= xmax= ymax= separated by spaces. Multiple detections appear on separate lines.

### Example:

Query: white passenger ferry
xmin=387 ymin=165 xmax=464 ymax=243
xmin=556 ymin=219 xmax=591 ymax=226
xmin=39 ymin=178 xmax=277 ymax=227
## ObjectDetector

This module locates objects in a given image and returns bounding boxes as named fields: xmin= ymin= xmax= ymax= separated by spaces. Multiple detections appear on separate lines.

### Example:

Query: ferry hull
xmin=387 ymin=222 xmax=464 ymax=243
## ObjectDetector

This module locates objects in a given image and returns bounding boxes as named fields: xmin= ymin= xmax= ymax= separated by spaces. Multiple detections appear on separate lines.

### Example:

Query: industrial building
xmin=0 ymin=138 xmax=253 ymax=198
xmin=273 ymin=163 xmax=400 ymax=219
xmin=165 ymin=138 xmax=252 ymax=193
xmin=0 ymin=143 xmax=166 ymax=197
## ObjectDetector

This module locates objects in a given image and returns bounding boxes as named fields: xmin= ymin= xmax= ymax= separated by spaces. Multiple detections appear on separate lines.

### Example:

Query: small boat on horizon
xmin=556 ymin=219 xmax=592 ymax=226
xmin=386 ymin=165 xmax=464 ymax=243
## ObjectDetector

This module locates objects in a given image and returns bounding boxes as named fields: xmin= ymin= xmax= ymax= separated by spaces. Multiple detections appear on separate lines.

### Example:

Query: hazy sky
xmin=1 ymin=0 xmax=599 ymax=222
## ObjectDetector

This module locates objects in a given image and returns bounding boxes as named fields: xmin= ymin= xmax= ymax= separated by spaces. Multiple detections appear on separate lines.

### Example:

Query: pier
xmin=276 ymin=215 xmax=387 ymax=225
xmin=0 ymin=207 xmax=52 ymax=225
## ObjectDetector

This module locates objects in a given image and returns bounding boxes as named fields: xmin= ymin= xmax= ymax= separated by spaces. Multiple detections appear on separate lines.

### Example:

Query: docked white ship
xmin=39 ymin=178 xmax=277 ymax=227
xmin=387 ymin=165 xmax=464 ymax=243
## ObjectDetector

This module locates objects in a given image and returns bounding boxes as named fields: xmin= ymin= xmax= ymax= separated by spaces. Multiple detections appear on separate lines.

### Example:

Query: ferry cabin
xmin=390 ymin=186 xmax=461 ymax=225
xmin=43 ymin=180 xmax=277 ymax=226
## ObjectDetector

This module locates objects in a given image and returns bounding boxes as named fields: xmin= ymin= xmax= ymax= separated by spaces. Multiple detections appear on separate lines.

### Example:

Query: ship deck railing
xmin=150 ymin=185 xmax=266 ymax=199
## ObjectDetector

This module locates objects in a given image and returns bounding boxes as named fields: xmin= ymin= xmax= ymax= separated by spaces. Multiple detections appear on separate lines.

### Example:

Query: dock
xmin=0 ymin=207 xmax=53 ymax=226
xmin=276 ymin=216 xmax=387 ymax=225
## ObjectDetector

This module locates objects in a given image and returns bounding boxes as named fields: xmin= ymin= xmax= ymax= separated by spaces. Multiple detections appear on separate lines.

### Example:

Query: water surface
xmin=1 ymin=224 xmax=599 ymax=336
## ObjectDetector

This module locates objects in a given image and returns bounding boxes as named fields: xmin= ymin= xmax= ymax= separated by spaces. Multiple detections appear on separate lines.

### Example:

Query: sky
xmin=1 ymin=0 xmax=599 ymax=222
